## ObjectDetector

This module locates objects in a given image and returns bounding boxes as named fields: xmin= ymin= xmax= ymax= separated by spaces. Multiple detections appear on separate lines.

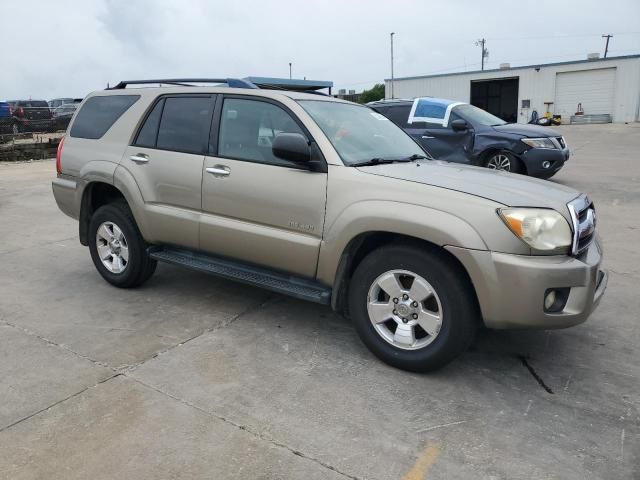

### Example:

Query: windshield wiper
xmin=351 ymin=154 xmax=429 ymax=167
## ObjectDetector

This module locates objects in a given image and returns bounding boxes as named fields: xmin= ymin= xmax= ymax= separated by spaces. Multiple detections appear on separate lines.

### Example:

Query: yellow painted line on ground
xmin=402 ymin=443 xmax=441 ymax=480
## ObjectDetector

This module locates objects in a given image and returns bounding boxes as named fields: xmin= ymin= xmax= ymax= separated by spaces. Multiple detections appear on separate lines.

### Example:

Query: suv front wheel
xmin=348 ymin=244 xmax=478 ymax=372
xmin=88 ymin=202 xmax=157 ymax=288
xmin=484 ymin=151 xmax=523 ymax=174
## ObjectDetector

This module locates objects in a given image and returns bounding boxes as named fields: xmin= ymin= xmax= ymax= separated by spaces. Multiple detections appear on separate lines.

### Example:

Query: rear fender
xmin=112 ymin=165 xmax=150 ymax=240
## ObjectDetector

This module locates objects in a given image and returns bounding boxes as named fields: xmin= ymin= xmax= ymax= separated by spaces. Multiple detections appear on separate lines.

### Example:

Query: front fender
xmin=316 ymin=200 xmax=487 ymax=285
xmin=473 ymin=133 xmax=526 ymax=163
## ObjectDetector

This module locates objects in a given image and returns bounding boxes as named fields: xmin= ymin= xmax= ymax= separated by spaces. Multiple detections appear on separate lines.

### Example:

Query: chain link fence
xmin=0 ymin=99 xmax=78 ymax=161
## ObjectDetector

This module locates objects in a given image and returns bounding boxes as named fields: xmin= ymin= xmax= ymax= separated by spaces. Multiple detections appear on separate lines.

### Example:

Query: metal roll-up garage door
xmin=554 ymin=68 xmax=616 ymax=120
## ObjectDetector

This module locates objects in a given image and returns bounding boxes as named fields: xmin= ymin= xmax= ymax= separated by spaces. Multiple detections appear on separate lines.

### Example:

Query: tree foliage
xmin=358 ymin=83 xmax=385 ymax=104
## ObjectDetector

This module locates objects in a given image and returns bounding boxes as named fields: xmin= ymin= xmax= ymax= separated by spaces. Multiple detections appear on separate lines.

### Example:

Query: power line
xmin=484 ymin=31 xmax=639 ymax=41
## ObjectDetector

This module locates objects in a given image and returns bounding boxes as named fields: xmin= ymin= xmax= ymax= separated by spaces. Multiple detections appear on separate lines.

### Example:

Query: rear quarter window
xmin=70 ymin=95 xmax=140 ymax=139
xmin=377 ymin=105 xmax=412 ymax=128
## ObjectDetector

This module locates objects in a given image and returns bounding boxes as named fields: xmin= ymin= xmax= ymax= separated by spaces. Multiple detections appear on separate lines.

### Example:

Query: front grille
xmin=568 ymin=196 xmax=595 ymax=256
xmin=556 ymin=136 xmax=566 ymax=149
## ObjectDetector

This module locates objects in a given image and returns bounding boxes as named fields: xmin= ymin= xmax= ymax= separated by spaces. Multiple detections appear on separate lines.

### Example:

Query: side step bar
xmin=149 ymin=247 xmax=332 ymax=305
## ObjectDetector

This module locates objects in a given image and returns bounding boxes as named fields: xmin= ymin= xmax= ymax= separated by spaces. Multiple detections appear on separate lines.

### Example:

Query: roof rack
xmin=107 ymin=78 xmax=258 ymax=90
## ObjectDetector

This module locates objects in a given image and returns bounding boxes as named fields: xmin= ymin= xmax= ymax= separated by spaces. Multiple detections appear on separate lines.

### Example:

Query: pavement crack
xmin=2 ymin=321 xmax=116 ymax=371
xmin=123 ymin=295 xmax=279 ymax=373
xmin=518 ymin=355 xmax=554 ymax=394
xmin=416 ymin=420 xmax=469 ymax=433
xmin=131 ymin=376 xmax=363 ymax=480
xmin=0 ymin=373 xmax=122 ymax=433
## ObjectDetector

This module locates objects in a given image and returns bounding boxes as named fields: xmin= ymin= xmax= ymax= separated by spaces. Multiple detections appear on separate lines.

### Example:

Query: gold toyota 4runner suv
xmin=52 ymin=78 xmax=607 ymax=372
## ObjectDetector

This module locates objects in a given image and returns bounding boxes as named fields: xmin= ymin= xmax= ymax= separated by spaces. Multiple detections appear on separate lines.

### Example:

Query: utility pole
xmin=390 ymin=32 xmax=395 ymax=99
xmin=289 ymin=62 xmax=292 ymax=79
xmin=602 ymin=34 xmax=613 ymax=58
xmin=475 ymin=38 xmax=489 ymax=70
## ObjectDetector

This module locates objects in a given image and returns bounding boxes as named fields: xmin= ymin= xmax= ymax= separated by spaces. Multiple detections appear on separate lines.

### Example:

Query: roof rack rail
xmin=107 ymin=78 xmax=258 ymax=90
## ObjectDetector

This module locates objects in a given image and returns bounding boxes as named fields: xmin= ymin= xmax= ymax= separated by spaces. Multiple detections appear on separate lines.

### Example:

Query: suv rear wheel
xmin=348 ymin=244 xmax=478 ymax=372
xmin=88 ymin=202 xmax=156 ymax=288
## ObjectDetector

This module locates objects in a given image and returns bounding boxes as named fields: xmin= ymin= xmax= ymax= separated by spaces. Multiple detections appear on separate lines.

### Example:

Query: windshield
xmin=299 ymin=100 xmax=426 ymax=165
xmin=454 ymin=104 xmax=506 ymax=126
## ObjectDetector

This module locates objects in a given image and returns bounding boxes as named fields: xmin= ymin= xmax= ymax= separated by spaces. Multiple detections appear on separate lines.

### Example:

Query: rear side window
xmin=155 ymin=97 xmax=212 ymax=154
xmin=70 ymin=95 xmax=139 ymax=139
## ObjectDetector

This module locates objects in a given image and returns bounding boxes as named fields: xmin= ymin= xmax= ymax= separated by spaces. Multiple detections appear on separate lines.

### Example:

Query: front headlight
xmin=521 ymin=137 xmax=556 ymax=149
xmin=498 ymin=208 xmax=572 ymax=252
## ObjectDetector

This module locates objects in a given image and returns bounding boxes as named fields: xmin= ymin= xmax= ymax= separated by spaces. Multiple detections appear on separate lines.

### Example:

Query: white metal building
xmin=385 ymin=54 xmax=640 ymax=124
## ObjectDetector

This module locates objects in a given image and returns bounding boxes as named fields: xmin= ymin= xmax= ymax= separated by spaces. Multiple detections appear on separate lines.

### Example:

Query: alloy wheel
xmin=96 ymin=221 xmax=129 ymax=274
xmin=486 ymin=153 xmax=512 ymax=171
xmin=367 ymin=269 xmax=443 ymax=350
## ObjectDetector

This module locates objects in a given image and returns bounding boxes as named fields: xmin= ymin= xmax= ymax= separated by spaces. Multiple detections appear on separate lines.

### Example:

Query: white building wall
xmin=386 ymin=56 xmax=640 ymax=123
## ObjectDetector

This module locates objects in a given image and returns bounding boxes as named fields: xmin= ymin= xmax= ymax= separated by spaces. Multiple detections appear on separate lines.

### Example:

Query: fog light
xmin=542 ymin=160 xmax=551 ymax=169
xmin=544 ymin=290 xmax=557 ymax=310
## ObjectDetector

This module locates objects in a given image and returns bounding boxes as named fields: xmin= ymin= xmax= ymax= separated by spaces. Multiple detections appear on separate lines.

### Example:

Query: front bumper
xmin=521 ymin=147 xmax=570 ymax=178
xmin=446 ymin=238 xmax=607 ymax=329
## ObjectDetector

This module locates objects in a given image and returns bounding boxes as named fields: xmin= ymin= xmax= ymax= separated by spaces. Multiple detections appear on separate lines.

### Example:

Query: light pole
xmin=289 ymin=63 xmax=292 ymax=79
xmin=390 ymin=32 xmax=395 ymax=99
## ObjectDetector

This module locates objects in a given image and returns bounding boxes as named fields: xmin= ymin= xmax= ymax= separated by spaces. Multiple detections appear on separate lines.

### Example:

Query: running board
xmin=149 ymin=247 xmax=331 ymax=305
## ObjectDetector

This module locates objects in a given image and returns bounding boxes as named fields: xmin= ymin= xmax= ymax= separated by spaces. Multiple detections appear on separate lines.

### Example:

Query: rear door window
xmin=156 ymin=96 xmax=212 ymax=154
xmin=70 ymin=95 xmax=139 ymax=139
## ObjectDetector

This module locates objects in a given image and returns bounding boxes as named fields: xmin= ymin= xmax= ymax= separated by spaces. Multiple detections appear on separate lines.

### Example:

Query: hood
xmin=357 ymin=160 xmax=579 ymax=210
xmin=492 ymin=123 xmax=560 ymax=138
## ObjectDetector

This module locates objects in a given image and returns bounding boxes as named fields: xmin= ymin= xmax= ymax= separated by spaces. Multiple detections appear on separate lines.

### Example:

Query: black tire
xmin=484 ymin=151 xmax=523 ymax=174
xmin=348 ymin=244 xmax=479 ymax=372
xmin=88 ymin=201 xmax=157 ymax=288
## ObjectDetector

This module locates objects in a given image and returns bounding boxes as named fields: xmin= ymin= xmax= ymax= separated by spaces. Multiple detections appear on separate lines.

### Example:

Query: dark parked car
xmin=369 ymin=98 xmax=570 ymax=179
xmin=8 ymin=100 xmax=53 ymax=133
xmin=52 ymin=103 xmax=78 ymax=131
xmin=0 ymin=101 xmax=11 ymax=135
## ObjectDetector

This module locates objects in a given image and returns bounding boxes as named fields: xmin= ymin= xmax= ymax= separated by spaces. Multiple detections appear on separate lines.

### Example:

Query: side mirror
xmin=272 ymin=133 xmax=310 ymax=163
xmin=450 ymin=119 xmax=469 ymax=131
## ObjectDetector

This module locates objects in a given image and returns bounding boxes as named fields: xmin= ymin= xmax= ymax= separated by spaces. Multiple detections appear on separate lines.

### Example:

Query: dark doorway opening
xmin=470 ymin=77 xmax=519 ymax=123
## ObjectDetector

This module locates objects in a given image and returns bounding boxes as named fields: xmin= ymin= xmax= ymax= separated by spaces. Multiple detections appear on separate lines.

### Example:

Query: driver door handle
xmin=421 ymin=135 xmax=435 ymax=139
xmin=206 ymin=166 xmax=231 ymax=177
